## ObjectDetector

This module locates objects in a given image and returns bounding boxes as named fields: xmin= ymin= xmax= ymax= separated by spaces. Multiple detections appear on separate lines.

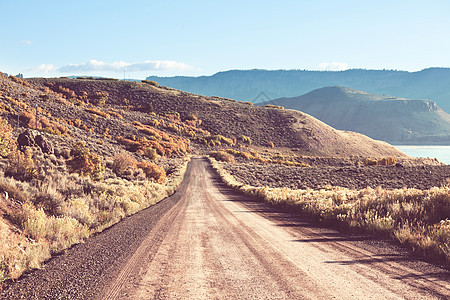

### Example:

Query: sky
xmin=1 ymin=0 xmax=450 ymax=79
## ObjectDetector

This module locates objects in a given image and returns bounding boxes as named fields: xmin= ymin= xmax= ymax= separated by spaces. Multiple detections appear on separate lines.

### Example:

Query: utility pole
xmin=35 ymin=103 xmax=38 ymax=129
xmin=16 ymin=110 xmax=21 ymax=130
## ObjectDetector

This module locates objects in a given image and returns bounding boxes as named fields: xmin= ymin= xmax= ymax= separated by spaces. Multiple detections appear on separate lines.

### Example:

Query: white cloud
xmin=57 ymin=60 xmax=128 ymax=73
xmin=27 ymin=64 xmax=57 ymax=73
xmin=124 ymin=60 xmax=194 ymax=72
xmin=318 ymin=62 xmax=348 ymax=71
xmin=21 ymin=40 xmax=32 ymax=45
xmin=56 ymin=59 xmax=194 ymax=73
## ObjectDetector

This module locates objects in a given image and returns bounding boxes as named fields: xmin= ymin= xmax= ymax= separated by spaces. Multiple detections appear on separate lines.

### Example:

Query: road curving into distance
xmin=2 ymin=157 xmax=449 ymax=299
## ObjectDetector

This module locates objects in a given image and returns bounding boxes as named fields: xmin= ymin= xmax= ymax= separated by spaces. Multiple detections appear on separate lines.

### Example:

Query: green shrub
xmin=240 ymin=135 xmax=252 ymax=145
xmin=32 ymin=188 xmax=65 ymax=216
xmin=274 ymin=154 xmax=285 ymax=161
xmin=143 ymin=148 xmax=159 ymax=160
xmin=364 ymin=158 xmax=378 ymax=166
xmin=67 ymin=142 xmax=105 ymax=181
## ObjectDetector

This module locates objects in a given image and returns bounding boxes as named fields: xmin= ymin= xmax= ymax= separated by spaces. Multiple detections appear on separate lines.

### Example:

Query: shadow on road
xmin=323 ymin=254 xmax=409 ymax=265
xmin=203 ymin=158 xmax=450 ymax=281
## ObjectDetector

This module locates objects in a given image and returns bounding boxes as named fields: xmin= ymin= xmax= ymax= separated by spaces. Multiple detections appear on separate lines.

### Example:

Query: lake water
xmin=394 ymin=145 xmax=450 ymax=164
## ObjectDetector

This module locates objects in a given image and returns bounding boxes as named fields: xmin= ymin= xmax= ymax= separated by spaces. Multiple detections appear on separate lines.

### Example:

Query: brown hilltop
xmin=260 ymin=86 xmax=450 ymax=144
xmin=22 ymin=77 xmax=405 ymax=158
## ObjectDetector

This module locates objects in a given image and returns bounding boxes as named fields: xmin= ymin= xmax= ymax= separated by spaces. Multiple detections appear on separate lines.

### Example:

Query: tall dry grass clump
xmin=111 ymin=152 xmax=138 ymax=177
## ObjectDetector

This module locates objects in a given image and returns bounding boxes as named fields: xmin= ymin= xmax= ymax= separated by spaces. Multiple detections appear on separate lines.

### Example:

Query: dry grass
xmin=85 ymin=107 xmax=110 ymax=119
xmin=223 ymin=148 xmax=309 ymax=167
xmin=364 ymin=157 xmax=397 ymax=166
xmin=209 ymin=157 xmax=450 ymax=266
xmin=111 ymin=152 xmax=138 ymax=177
xmin=209 ymin=151 xmax=236 ymax=163
xmin=0 ymin=155 xmax=190 ymax=282
xmin=265 ymin=104 xmax=284 ymax=109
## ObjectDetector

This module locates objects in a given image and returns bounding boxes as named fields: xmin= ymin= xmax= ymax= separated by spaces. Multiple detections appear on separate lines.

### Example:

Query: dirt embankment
xmin=223 ymin=162 xmax=450 ymax=190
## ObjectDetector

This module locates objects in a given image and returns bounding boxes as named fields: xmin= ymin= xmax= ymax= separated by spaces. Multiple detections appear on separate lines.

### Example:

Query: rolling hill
xmin=146 ymin=68 xmax=450 ymax=113
xmin=259 ymin=86 xmax=450 ymax=145
xmin=16 ymin=77 xmax=405 ymax=158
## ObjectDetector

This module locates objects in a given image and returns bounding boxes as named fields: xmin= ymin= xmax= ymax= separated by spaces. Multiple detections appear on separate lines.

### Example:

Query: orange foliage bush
xmin=55 ymin=85 xmax=76 ymax=99
xmin=209 ymin=151 xmax=235 ymax=163
xmin=6 ymin=148 xmax=39 ymax=181
xmin=107 ymin=110 xmax=123 ymax=119
xmin=137 ymin=161 xmax=166 ymax=183
xmin=8 ymin=75 xmax=31 ymax=87
xmin=91 ymin=91 xmax=108 ymax=106
xmin=85 ymin=107 xmax=110 ymax=118
xmin=0 ymin=118 xmax=16 ymax=157
xmin=19 ymin=111 xmax=35 ymax=128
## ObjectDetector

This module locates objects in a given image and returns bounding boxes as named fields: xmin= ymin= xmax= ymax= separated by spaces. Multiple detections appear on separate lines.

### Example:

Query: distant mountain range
xmin=258 ymin=86 xmax=450 ymax=145
xmin=146 ymin=68 xmax=450 ymax=113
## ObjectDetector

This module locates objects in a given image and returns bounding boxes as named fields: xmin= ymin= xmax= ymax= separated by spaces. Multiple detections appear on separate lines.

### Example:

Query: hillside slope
xmin=259 ymin=86 xmax=450 ymax=144
xmin=18 ymin=77 xmax=406 ymax=158
xmin=146 ymin=68 xmax=450 ymax=112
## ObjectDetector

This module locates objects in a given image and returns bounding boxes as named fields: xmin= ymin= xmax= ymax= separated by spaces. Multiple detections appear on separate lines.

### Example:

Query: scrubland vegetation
xmin=209 ymin=157 xmax=450 ymax=266
xmin=0 ymin=142 xmax=189 ymax=282
xmin=0 ymin=71 xmax=447 ymax=286
xmin=209 ymin=149 xmax=310 ymax=167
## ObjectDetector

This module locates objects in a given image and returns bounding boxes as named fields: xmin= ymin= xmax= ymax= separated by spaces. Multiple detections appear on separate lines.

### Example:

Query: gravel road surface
xmin=1 ymin=157 xmax=449 ymax=299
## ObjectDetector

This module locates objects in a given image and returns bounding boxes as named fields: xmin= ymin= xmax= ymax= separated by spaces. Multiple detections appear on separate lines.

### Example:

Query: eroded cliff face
xmin=263 ymin=87 xmax=450 ymax=144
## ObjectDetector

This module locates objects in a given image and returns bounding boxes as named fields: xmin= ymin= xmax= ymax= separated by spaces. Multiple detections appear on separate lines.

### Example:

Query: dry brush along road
xmin=1 ymin=158 xmax=449 ymax=299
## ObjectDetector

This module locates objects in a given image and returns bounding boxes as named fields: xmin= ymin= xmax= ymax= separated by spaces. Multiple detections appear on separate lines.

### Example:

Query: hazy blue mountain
xmin=146 ymin=68 xmax=450 ymax=113
xmin=258 ymin=86 xmax=450 ymax=145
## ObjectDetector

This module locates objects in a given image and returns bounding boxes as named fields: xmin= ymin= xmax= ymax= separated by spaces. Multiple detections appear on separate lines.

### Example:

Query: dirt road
xmin=101 ymin=158 xmax=449 ymax=299
xmin=2 ymin=158 xmax=449 ymax=299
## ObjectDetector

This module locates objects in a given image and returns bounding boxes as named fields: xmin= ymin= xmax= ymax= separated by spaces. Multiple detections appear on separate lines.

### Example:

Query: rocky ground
xmin=222 ymin=162 xmax=450 ymax=190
